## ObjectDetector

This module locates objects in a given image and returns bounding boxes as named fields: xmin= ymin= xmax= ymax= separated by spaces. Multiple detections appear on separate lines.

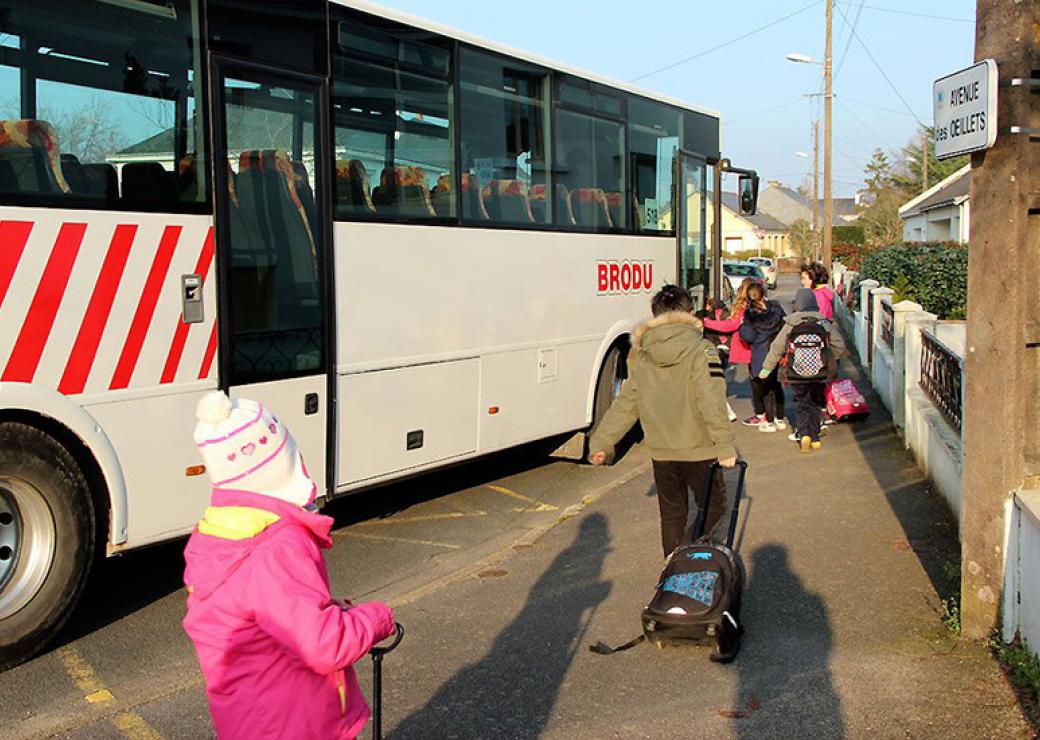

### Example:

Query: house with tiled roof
xmin=757 ymin=181 xmax=859 ymax=228
xmin=720 ymin=191 xmax=792 ymax=257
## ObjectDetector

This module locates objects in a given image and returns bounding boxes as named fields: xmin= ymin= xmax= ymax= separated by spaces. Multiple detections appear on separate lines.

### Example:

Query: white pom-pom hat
xmin=193 ymin=391 xmax=316 ymax=506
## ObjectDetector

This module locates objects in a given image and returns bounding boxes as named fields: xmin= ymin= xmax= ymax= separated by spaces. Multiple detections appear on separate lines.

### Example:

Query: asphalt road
xmin=0 ymin=433 xmax=649 ymax=740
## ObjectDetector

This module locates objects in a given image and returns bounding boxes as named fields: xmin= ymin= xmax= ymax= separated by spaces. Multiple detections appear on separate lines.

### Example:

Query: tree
xmin=788 ymin=218 xmax=817 ymax=261
xmin=892 ymin=126 xmax=969 ymax=193
xmin=862 ymin=148 xmax=894 ymax=203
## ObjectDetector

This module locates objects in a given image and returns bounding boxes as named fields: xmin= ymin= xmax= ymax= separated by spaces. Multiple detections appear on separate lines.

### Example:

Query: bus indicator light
xmin=185 ymin=465 xmax=206 ymax=477
xmin=488 ymin=406 xmax=500 ymax=415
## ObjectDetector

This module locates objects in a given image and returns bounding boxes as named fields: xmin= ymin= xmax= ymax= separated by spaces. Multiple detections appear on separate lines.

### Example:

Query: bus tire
xmin=592 ymin=341 xmax=628 ymax=431
xmin=0 ymin=422 xmax=94 ymax=671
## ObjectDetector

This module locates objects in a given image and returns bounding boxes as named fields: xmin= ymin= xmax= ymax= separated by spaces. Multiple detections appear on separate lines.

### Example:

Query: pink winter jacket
xmin=703 ymin=308 xmax=751 ymax=364
xmin=183 ymin=489 xmax=396 ymax=740
xmin=814 ymin=286 xmax=835 ymax=320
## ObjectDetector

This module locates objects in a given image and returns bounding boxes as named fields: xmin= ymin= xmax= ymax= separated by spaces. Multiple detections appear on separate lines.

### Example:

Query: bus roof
xmin=334 ymin=0 xmax=723 ymax=125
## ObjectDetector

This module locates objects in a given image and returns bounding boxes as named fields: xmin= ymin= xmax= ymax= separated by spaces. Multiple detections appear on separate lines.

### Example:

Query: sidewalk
xmin=378 ymin=367 xmax=1032 ymax=737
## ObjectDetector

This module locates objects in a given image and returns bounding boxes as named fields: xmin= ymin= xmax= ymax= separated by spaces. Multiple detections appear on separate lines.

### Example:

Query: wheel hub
xmin=0 ymin=478 xmax=56 ymax=620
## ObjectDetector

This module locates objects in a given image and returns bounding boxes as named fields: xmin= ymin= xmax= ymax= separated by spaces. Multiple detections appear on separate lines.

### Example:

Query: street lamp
xmin=795 ymin=151 xmax=810 ymax=158
xmin=786 ymin=13 xmax=833 ymax=272
xmin=785 ymin=53 xmax=821 ymax=65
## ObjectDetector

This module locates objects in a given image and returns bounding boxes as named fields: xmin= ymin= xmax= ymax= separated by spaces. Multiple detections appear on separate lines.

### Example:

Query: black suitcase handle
xmin=371 ymin=622 xmax=404 ymax=740
xmin=691 ymin=459 xmax=747 ymax=549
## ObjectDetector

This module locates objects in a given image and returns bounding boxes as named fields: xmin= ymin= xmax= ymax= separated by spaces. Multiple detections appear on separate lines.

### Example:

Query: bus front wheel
xmin=0 ymin=422 xmax=94 ymax=671
xmin=592 ymin=342 xmax=628 ymax=431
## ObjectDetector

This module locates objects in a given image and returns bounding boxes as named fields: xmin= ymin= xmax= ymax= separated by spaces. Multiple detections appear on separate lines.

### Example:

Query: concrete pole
xmin=822 ymin=0 xmax=833 ymax=271
xmin=922 ymin=127 xmax=929 ymax=192
xmin=962 ymin=2 xmax=1040 ymax=640
xmin=813 ymin=119 xmax=820 ymax=258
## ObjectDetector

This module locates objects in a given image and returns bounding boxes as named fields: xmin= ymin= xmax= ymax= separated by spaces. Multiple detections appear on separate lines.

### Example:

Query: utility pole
xmin=822 ymin=0 xmax=833 ymax=271
xmin=922 ymin=127 xmax=929 ymax=192
xmin=813 ymin=119 xmax=820 ymax=258
xmin=962 ymin=2 xmax=1040 ymax=640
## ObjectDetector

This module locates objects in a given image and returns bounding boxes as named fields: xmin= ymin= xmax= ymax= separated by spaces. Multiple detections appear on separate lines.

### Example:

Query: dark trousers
xmin=750 ymin=369 xmax=785 ymax=422
xmin=651 ymin=459 xmax=728 ymax=556
xmin=792 ymin=382 xmax=827 ymax=441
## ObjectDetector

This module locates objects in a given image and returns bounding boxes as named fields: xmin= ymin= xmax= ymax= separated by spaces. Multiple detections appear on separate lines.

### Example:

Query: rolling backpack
xmin=781 ymin=318 xmax=836 ymax=383
xmin=590 ymin=461 xmax=748 ymax=663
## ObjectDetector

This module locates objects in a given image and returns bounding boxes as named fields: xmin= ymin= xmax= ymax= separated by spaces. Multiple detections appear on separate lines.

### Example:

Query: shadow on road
xmin=49 ymin=442 xmax=563 ymax=657
xmin=734 ymin=543 xmax=845 ymax=738
xmin=391 ymin=513 xmax=612 ymax=738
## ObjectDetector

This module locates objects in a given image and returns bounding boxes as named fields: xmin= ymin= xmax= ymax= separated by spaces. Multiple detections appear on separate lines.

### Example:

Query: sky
xmin=375 ymin=0 xmax=977 ymax=197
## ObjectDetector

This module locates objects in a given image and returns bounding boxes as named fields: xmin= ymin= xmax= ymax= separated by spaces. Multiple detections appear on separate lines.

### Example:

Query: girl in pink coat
xmin=183 ymin=392 xmax=396 ymax=740
xmin=801 ymin=263 xmax=835 ymax=320
xmin=703 ymin=278 xmax=756 ymax=424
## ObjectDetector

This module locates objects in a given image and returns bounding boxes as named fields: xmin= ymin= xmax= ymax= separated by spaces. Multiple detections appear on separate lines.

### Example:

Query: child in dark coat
xmin=737 ymin=282 xmax=787 ymax=433
xmin=759 ymin=289 xmax=847 ymax=453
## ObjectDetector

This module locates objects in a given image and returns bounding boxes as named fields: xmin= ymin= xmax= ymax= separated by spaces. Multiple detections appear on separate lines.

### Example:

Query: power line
xmin=724 ymin=97 xmax=806 ymax=126
xmin=630 ymin=0 xmax=823 ymax=82
xmin=833 ymin=2 xmax=926 ymax=126
xmin=842 ymin=95 xmax=919 ymax=119
xmin=835 ymin=97 xmax=900 ymax=152
xmin=834 ymin=0 xmax=866 ymax=79
xmin=837 ymin=2 xmax=973 ymax=24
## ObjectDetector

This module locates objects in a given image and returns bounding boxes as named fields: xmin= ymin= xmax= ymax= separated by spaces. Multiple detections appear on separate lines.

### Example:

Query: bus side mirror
xmin=739 ymin=174 xmax=759 ymax=216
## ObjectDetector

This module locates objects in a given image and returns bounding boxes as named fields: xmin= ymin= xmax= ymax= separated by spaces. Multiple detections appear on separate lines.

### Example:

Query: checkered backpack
xmin=782 ymin=318 xmax=833 ymax=383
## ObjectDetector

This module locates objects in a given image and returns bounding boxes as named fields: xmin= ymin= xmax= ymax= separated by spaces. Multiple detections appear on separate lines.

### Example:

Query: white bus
xmin=0 ymin=0 xmax=757 ymax=666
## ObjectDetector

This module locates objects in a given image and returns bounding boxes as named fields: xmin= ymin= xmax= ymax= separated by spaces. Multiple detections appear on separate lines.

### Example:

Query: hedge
xmin=858 ymin=243 xmax=968 ymax=319
xmin=833 ymin=224 xmax=865 ymax=245
xmin=723 ymin=249 xmax=776 ymax=260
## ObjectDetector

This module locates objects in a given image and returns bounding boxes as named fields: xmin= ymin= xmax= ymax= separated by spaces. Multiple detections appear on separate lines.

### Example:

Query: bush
xmin=832 ymin=241 xmax=877 ymax=271
xmin=833 ymin=224 xmax=866 ymax=245
xmin=859 ymin=243 xmax=968 ymax=319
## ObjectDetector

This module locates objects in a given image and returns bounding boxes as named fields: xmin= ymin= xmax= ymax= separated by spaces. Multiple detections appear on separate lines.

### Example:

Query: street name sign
xmin=933 ymin=59 xmax=998 ymax=160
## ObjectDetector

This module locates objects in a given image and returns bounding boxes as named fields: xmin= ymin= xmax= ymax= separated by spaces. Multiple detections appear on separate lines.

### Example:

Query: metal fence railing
xmin=880 ymin=299 xmax=894 ymax=350
xmin=920 ymin=329 xmax=963 ymax=432
xmin=866 ymin=290 xmax=875 ymax=365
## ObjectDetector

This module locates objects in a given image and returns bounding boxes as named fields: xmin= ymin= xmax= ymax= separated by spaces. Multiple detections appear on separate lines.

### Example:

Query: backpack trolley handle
xmin=371 ymin=622 xmax=404 ymax=740
xmin=691 ymin=459 xmax=748 ymax=549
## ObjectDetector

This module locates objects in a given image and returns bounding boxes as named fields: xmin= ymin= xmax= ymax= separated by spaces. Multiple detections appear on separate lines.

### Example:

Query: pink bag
xmin=826 ymin=379 xmax=870 ymax=421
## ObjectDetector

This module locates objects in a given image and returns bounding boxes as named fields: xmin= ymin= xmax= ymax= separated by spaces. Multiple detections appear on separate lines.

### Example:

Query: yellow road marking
xmin=485 ymin=485 xmax=558 ymax=512
xmin=57 ymin=646 xmax=164 ymax=739
xmin=357 ymin=510 xmax=488 ymax=527
xmin=339 ymin=531 xmax=461 ymax=549
xmin=113 ymin=711 xmax=164 ymax=740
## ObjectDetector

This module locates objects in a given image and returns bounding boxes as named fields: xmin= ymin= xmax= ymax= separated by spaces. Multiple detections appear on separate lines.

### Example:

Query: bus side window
xmin=0 ymin=1 xmax=206 ymax=211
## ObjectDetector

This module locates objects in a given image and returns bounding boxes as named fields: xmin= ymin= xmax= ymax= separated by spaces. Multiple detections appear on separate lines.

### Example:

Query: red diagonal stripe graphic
xmin=160 ymin=227 xmax=215 ymax=384
xmin=58 ymin=224 xmax=138 ymax=395
xmin=199 ymin=321 xmax=218 ymax=380
xmin=3 ymin=222 xmax=87 ymax=383
xmin=109 ymin=225 xmax=182 ymax=390
xmin=0 ymin=221 xmax=33 ymax=308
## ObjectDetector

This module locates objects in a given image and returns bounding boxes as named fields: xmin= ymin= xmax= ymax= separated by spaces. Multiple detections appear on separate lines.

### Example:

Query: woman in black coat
xmin=738 ymin=282 xmax=787 ymax=433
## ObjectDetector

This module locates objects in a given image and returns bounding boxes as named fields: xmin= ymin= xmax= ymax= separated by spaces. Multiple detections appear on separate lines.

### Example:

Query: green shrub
xmin=723 ymin=249 xmax=776 ymax=261
xmin=859 ymin=243 xmax=968 ymax=319
xmin=833 ymin=224 xmax=866 ymax=245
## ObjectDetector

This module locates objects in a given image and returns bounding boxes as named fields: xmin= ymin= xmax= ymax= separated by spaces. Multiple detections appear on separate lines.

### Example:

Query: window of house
xmin=629 ymin=96 xmax=681 ymax=235
xmin=458 ymin=48 xmax=549 ymax=226
xmin=331 ymin=11 xmax=455 ymax=221
xmin=0 ymin=0 xmax=206 ymax=210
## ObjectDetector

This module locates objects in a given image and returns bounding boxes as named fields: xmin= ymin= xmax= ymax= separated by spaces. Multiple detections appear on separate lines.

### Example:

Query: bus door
xmin=211 ymin=58 xmax=333 ymax=499
xmin=675 ymin=151 xmax=709 ymax=307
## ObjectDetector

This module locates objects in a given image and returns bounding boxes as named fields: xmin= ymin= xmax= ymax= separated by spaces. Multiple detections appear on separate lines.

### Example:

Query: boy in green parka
xmin=589 ymin=285 xmax=738 ymax=556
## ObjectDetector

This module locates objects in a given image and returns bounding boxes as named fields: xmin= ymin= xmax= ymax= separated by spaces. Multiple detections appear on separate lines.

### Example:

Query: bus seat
xmin=177 ymin=153 xmax=199 ymax=202
xmin=236 ymin=149 xmax=318 ymax=303
xmin=373 ymin=166 xmax=436 ymax=218
xmin=482 ymin=179 xmax=533 ymax=223
xmin=292 ymin=161 xmax=318 ymax=230
xmin=604 ymin=191 xmax=623 ymax=229
xmin=82 ymin=163 xmax=118 ymax=200
xmin=460 ymin=173 xmax=488 ymax=221
xmin=529 ymin=183 xmax=573 ymax=225
xmin=430 ymin=173 xmax=452 ymax=218
xmin=528 ymin=183 xmax=548 ymax=223
xmin=121 ymin=162 xmax=176 ymax=203
xmin=0 ymin=119 xmax=70 ymax=194
xmin=570 ymin=188 xmax=613 ymax=230
xmin=61 ymin=154 xmax=89 ymax=194
xmin=335 ymin=159 xmax=374 ymax=212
